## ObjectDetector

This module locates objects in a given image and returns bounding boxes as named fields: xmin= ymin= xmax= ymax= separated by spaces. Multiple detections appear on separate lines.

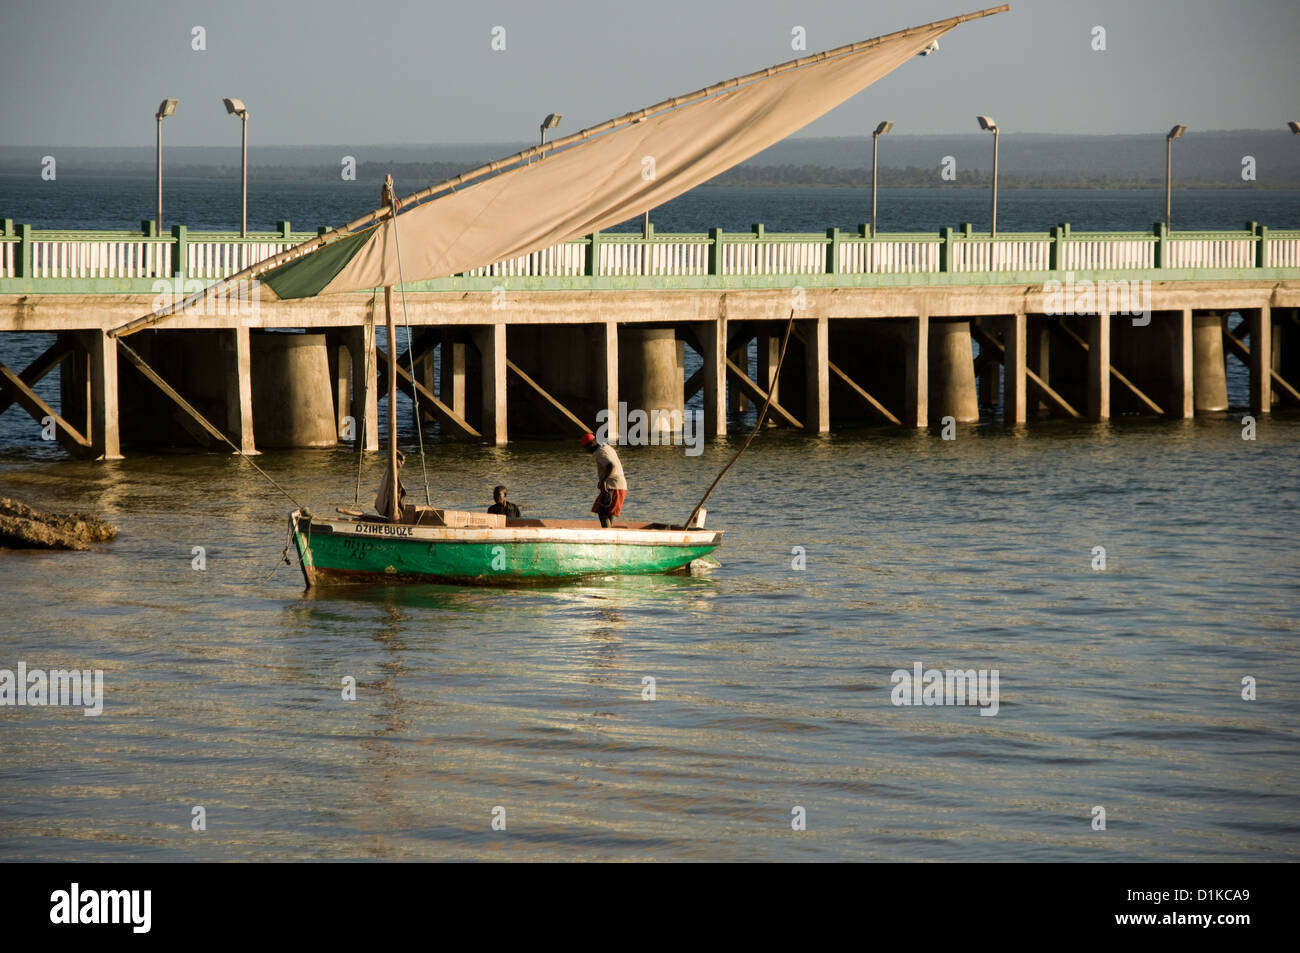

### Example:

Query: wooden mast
xmin=382 ymin=175 xmax=399 ymax=521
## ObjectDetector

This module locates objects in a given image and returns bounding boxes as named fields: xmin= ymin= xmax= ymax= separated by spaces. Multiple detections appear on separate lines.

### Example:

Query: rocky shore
xmin=0 ymin=497 xmax=117 ymax=550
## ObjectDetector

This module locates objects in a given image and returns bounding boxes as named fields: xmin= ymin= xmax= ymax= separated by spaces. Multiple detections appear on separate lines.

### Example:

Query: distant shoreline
xmin=1 ymin=168 xmax=1296 ymax=191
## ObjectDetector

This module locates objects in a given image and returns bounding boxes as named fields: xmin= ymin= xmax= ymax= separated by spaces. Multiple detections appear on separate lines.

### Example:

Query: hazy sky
xmin=1 ymin=0 xmax=1297 ymax=147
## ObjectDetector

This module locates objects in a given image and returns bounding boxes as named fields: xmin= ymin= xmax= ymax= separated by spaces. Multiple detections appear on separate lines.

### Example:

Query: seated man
xmin=487 ymin=484 xmax=521 ymax=518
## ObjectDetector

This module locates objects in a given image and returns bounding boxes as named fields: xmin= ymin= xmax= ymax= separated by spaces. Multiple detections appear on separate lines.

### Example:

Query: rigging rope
xmin=388 ymin=183 xmax=434 ymax=507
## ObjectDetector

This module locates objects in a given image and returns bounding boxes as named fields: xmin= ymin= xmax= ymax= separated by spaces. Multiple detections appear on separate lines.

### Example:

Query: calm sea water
xmin=1 ymin=184 xmax=1297 ymax=862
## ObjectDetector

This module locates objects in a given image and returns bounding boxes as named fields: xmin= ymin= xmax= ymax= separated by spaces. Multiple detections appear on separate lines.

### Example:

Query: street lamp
xmin=871 ymin=120 xmax=894 ymax=239
xmin=1165 ymin=124 xmax=1187 ymax=230
xmin=539 ymin=112 xmax=562 ymax=147
xmin=223 ymin=98 xmax=249 ymax=237
xmin=977 ymin=115 xmax=999 ymax=237
xmin=154 ymin=99 xmax=177 ymax=233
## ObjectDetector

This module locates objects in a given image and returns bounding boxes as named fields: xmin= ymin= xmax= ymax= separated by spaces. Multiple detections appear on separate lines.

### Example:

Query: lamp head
xmin=540 ymin=112 xmax=562 ymax=132
xmin=1167 ymin=124 xmax=1187 ymax=140
xmin=977 ymin=115 xmax=997 ymax=132
xmin=1288 ymin=121 xmax=1300 ymax=135
xmin=155 ymin=99 xmax=178 ymax=120
xmin=223 ymin=98 xmax=248 ymax=118
xmin=874 ymin=120 xmax=895 ymax=137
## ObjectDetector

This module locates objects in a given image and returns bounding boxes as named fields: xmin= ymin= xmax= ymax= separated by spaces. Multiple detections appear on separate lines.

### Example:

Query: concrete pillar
xmin=1191 ymin=313 xmax=1229 ymax=412
xmin=226 ymin=326 xmax=257 ymax=453
xmin=343 ymin=324 xmax=379 ymax=451
xmin=325 ymin=330 xmax=349 ymax=440
xmin=1027 ymin=321 xmax=1050 ymax=412
xmin=928 ymin=320 xmax=979 ymax=423
xmin=475 ymin=324 xmax=507 ymax=444
xmin=619 ymin=327 xmax=682 ymax=437
xmin=1248 ymin=306 xmax=1272 ymax=415
xmin=757 ymin=333 xmax=780 ymax=405
xmin=1278 ymin=309 xmax=1300 ymax=401
xmin=1001 ymin=312 xmax=1027 ymax=424
xmin=903 ymin=314 xmax=929 ymax=428
xmin=1172 ymin=308 xmax=1194 ymax=419
xmin=412 ymin=336 xmax=436 ymax=427
xmin=702 ymin=316 xmax=726 ymax=437
xmin=249 ymin=332 xmax=337 ymax=448
xmin=802 ymin=316 xmax=829 ymax=432
xmin=86 ymin=330 xmax=121 ymax=460
xmin=439 ymin=332 xmax=466 ymax=420
xmin=729 ymin=342 xmax=750 ymax=413
xmin=60 ymin=332 xmax=90 ymax=441
xmin=1087 ymin=312 xmax=1110 ymax=421
xmin=598 ymin=320 xmax=619 ymax=442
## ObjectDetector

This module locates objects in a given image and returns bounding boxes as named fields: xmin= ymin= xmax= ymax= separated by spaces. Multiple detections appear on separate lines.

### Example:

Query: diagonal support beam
xmin=826 ymin=361 xmax=902 ymax=425
xmin=115 ymin=340 xmax=231 ymax=447
xmin=0 ymin=361 xmax=93 ymax=456
xmin=506 ymin=359 xmax=590 ymax=436
xmin=1049 ymin=319 xmax=1164 ymax=416
xmin=724 ymin=356 xmax=802 ymax=427
xmin=0 ymin=339 xmax=73 ymax=417
xmin=791 ymin=324 xmax=901 ymax=424
xmin=1222 ymin=326 xmax=1300 ymax=406
xmin=375 ymin=344 xmax=481 ymax=439
xmin=972 ymin=323 xmax=1082 ymax=418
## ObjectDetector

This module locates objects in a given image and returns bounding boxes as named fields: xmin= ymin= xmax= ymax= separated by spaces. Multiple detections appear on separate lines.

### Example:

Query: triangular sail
xmin=110 ymin=5 xmax=1008 ymax=334
xmin=261 ymin=6 xmax=1007 ymax=299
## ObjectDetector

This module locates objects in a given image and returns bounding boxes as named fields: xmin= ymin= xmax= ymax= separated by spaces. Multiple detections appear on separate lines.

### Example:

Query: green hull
xmin=292 ymin=512 xmax=721 ymax=586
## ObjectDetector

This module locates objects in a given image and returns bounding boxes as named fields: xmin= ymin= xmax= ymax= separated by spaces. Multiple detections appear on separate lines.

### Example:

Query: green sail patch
xmin=262 ymin=227 xmax=376 ymax=299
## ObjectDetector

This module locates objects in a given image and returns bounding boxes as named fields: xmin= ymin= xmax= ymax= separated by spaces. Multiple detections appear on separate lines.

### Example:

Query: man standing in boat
xmin=581 ymin=432 xmax=627 ymax=527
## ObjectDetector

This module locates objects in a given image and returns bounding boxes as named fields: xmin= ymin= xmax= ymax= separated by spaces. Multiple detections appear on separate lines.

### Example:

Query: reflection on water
xmin=1 ymin=411 xmax=1298 ymax=861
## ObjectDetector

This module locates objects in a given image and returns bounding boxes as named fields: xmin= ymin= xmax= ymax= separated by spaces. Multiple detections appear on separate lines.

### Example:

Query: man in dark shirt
xmin=487 ymin=485 xmax=521 ymax=518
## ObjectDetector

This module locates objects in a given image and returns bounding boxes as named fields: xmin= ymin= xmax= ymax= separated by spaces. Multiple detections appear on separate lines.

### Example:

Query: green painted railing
xmin=1 ymin=218 xmax=1297 ymax=289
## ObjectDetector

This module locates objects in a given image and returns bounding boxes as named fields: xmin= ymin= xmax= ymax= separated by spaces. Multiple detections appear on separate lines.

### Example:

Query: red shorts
xmin=592 ymin=489 xmax=626 ymax=517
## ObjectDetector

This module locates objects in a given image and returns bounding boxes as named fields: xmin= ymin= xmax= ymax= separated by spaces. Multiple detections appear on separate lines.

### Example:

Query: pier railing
xmin=1 ymin=218 xmax=1296 ymax=287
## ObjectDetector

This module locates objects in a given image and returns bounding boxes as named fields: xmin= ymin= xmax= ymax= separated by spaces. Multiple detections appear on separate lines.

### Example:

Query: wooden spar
xmin=684 ymin=310 xmax=796 ymax=529
xmin=383 ymin=175 xmax=400 ymax=522
xmin=106 ymin=4 xmax=1009 ymax=341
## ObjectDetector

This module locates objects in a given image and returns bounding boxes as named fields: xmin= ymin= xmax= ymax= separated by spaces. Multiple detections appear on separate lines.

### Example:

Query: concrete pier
xmin=248 ymin=331 xmax=336 ymax=448
xmin=618 ymin=327 xmax=683 ymax=436
xmin=1 ymin=219 xmax=1298 ymax=456
xmin=928 ymin=320 xmax=979 ymax=423
xmin=1192 ymin=312 xmax=1229 ymax=412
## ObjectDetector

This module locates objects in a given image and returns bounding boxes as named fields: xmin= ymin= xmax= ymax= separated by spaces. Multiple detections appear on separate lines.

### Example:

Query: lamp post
xmin=977 ymin=115 xmax=998 ymax=237
xmin=223 ymin=98 xmax=249 ymax=236
xmin=870 ymin=121 xmax=894 ymax=239
xmin=539 ymin=112 xmax=562 ymax=148
xmin=154 ymin=99 xmax=177 ymax=233
xmin=1165 ymin=124 xmax=1187 ymax=230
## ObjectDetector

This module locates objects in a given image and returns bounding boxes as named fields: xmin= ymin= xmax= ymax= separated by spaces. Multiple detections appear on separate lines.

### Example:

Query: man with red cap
xmin=581 ymin=432 xmax=627 ymax=527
